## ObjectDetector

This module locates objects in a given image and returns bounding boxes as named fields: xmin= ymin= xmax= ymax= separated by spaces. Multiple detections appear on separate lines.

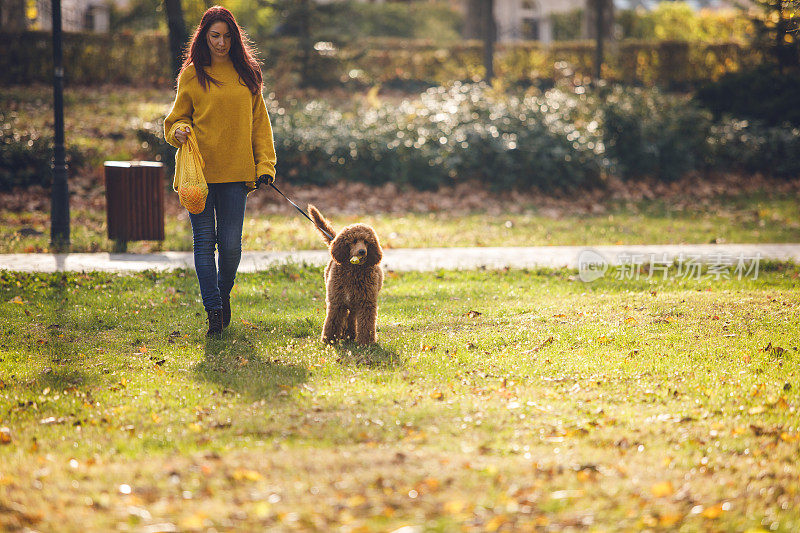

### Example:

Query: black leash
xmin=256 ymin=177 xmax=334 ymax=241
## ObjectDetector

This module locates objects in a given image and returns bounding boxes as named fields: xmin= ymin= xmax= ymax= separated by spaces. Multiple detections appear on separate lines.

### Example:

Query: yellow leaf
xmin=252 ymin=501 xmax=271 ymax=518
xmin=430 ymin=390 xmax=444 ymax=400
xmin=701 ymin=503 xmax=724 ymax=519
xmin=422 ymin=477 xmax=440 ymax=491
xmin=443 ymin=500 xmax=465 ymax=514
xmin=659 ymin=512 xmax=683 ymax=526
xmin=346 ymin=494 xmax=367 ymax=507
xmin=232 ymin=469 xmax=262 ymax=482
xmin=780 ymin=432 xmax=799 ymax=442
xmin=486 ymin=515 xmax=508 ymax=532
xmin=650 ymin=481 xmax=674 ymax=498
xmin=8 ymin=296 xmax=25 ymax=305
xmin=179 ymin=512 xmax=207 ymax=529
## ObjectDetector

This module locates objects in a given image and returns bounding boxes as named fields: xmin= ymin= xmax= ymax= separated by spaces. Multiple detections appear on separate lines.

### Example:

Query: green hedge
xmin=1 ymin=31 xmax=759 ymax=89
xmin=0 ymin=122 xmax=84 ymax=191
xmin=131 ymin=84 xmax=799 ymax=192
xmin=695 ymin=67 xmax=800 ymax=127
xmin=0 ymin=31 xmax=171 ymax=86
xmin=4 ymin=83 xmax=797 ymax=192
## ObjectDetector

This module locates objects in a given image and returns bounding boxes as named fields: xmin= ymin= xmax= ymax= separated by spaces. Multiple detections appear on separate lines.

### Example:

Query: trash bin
xmin=104 ymin=161 xmax=165 ymax=252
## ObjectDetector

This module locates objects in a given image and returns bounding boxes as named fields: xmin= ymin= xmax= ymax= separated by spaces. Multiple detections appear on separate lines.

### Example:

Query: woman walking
xmin=165 ymin=6 xmax=276 ymax=336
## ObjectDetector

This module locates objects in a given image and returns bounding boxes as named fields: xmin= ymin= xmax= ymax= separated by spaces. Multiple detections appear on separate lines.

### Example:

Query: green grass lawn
xmin=3 ymin=190 xmax=800 ymax=254
xmin=1 ymin=265 xmax=799 ymax=531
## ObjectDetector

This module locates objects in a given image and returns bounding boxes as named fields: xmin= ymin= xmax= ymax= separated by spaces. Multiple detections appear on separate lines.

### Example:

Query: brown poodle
xmin=308 ymin=205 xmax=384 ymax=345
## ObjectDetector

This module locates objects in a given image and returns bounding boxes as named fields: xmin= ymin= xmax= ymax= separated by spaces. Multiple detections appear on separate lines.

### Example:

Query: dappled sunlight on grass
xmin=1 ymin=266 xmax=799 ymax=530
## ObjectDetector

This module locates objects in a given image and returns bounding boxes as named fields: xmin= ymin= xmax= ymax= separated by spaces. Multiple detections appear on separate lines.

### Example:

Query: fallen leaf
xmin=0 ymin=427 xmax=11 ymax=444
xmin=701 ymin=503 xmax=724 ymax=519
xmin=650 ymin=481 xmax=674 ymax=498
xmin=465 ymin=310 xmax=482 ymax=318
xmin=346 ymin=494 xmax=367 ymax=507
xmin=443 ymin=500 xmax=465 ymax=514
xmin=485 ymin=515 xmax=508 ymax=532
xmin=659 ymin=512 xmax=683 ymax=526
xmin=232 ymin=469 xmax=262 ymax=481
xmin=179 ymin=512 xmax=207 ymax=530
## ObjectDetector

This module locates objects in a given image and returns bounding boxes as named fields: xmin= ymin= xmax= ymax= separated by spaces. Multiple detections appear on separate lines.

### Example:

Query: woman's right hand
xmin=174 ymin=126 xmax=190 ymax=144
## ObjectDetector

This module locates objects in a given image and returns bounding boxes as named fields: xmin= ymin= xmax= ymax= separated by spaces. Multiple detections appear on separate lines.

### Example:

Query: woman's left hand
xmin=257 ymin=174 xmax=275 ymax=187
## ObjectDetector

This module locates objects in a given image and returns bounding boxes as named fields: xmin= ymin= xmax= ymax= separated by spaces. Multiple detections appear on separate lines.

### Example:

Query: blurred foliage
xmin=618 ymin=3 xmax=752 ymax=42
xmin=131 ymin=83 xmax=799 ymax=191
xmin=310 ymin=1 xmax=463 ymax=43
xmin=709 ymin=119 xmax=800 ymax=178
xmin=3 ymin=81 xmax=797 ymax=192
xmin=748 ymin=0 xmax=799 ymax=71
xmin=602 ymin=89 xmax=713 ymax=182
xmin=109 ymin=0 xmax=460 ymax=44
xmin=552 ymin=9 xmax=585 ymax=42
xmin=0 ymin=115 xmax=84 ymax=191
xmin=695 ymin=66 xmax=800 ymax=127
xmin=0 ymin=30 xmax=760 ymax=89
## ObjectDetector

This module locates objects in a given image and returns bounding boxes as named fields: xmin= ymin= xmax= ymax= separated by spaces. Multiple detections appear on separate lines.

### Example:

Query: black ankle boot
xmin=221 ymin=296 xmax=231 ymax=328
xmin=206 ymin=308 xmax=223 ymax=337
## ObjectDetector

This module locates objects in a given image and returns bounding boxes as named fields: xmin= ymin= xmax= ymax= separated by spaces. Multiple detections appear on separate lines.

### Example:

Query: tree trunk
xmin=464 ymin=0 xmax=482 ymax=39
xmin=482 ymin=0 xmax=496 ymax=83
xmin=164 ymin=0 xmax=187 ymax=79
xmin=1 ymin=0 xmax=27 ymax=31
xmin=298 ymin=0 xmax=312 ymax=87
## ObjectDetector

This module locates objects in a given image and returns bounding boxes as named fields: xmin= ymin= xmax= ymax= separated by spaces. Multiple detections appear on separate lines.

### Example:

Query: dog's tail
xmin=308 ymin=204 xmax=336 ymax=244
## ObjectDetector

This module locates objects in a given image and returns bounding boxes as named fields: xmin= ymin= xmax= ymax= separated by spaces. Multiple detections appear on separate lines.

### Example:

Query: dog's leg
xmin=322 ymin=304 xmax=347 ymax=343
xmin=354 ymin=304 xmax=378 ymax=345
xmin=345 ymin=309 xmax=356 ymax=341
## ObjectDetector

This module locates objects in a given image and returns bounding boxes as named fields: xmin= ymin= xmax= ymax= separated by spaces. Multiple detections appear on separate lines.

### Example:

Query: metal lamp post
xmin=50 ymin=0 xmax=70 ymax=249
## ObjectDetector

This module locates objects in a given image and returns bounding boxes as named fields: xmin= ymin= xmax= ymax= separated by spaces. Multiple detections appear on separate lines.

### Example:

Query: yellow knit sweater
xmin=164 ymin=59 xmax=276 ymax=186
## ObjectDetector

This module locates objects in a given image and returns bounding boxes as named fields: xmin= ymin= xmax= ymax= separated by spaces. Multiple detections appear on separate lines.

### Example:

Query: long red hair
xmin=180 ymin=6 xmax=262 ymax=94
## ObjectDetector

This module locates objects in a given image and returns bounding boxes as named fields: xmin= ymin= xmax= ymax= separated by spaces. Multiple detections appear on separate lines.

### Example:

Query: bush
xmin=315 ymin=1 xmax=463 ymax=43
xmin=0 ymin=31 xmax=758 ymax=89
xmin=602 ymin=88 xmax=713 ymax=181
xmin=694 ymin=67 xmax=800 ymax=127
xmin=708 ymin=120 xmax=800 ymax=178
xmin=133 ymin=83 xmax=799 ymax=191
xmin=0 ymin=119 xmax=84 ymax=191
xmin=618 ymin=3 xmax=752 ymax=42
xmin=137 ymin=84 xmax=603 ymax=192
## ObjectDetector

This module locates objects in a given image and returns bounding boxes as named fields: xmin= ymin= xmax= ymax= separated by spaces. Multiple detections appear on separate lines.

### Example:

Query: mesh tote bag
xmin=173 ymin=127 xmax=208 ymax=215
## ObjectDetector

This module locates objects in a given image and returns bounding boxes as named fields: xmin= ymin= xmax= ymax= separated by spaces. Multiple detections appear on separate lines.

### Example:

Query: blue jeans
xmin=189 ymin=182 xmax=248 ymax=311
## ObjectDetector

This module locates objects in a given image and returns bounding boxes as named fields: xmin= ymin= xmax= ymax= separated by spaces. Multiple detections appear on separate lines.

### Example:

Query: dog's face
xmin=330 ymin=224 xmax=382 ymax=267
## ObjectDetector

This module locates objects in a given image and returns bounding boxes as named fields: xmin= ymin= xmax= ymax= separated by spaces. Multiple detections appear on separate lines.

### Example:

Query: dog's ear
xmin=329 ymin=233 xmax=350 ymax=264
xmin=364 ymin=229 xmax=383 ymax=267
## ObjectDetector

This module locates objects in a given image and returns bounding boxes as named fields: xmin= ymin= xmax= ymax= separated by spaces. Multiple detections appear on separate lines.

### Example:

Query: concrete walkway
xmin=1 ymin=243 xmax=799 ymax=273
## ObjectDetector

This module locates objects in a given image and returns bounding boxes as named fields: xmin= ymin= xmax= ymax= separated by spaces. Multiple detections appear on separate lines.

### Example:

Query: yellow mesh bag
xmin=172 ymin=127 xmax=208 ymax=215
